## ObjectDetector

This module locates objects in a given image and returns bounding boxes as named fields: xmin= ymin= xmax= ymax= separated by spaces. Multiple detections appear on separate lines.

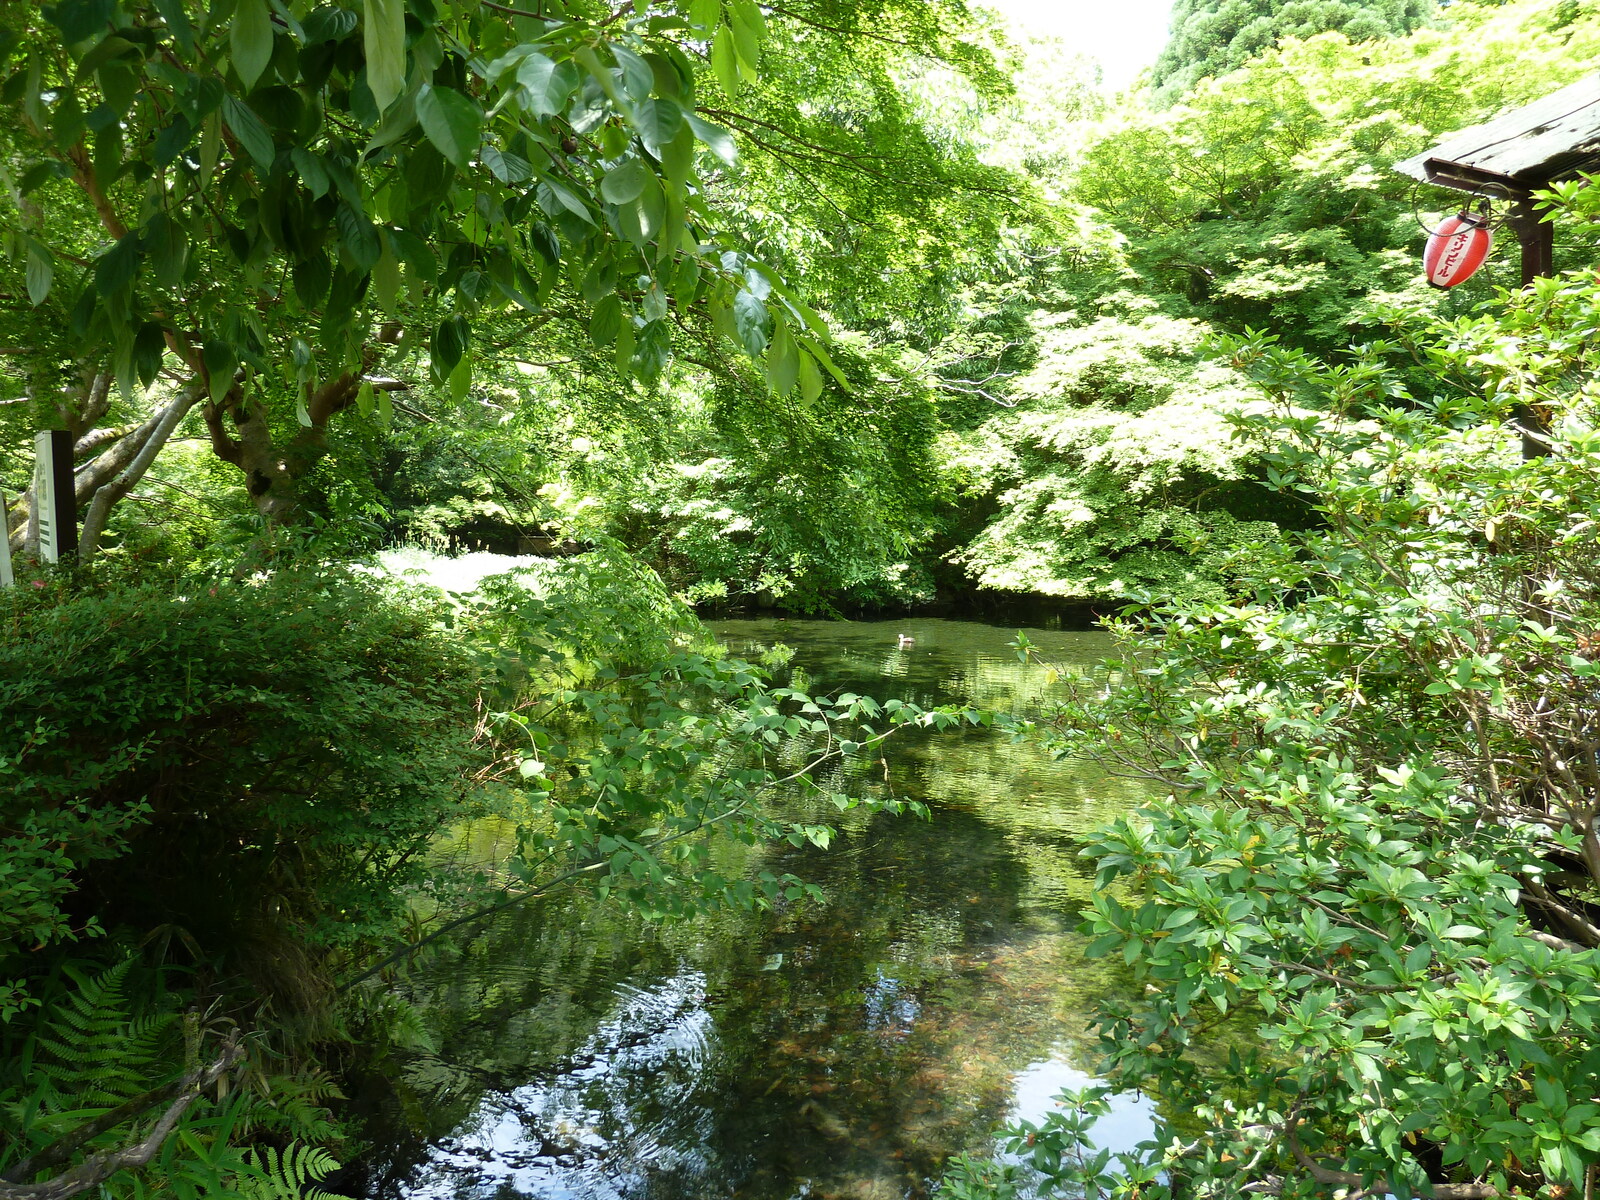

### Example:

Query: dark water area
xmin=700 ymin=591 xmax=1109 ymax=633
xmin=337 ymin=618 xmax=1153 ymax=1200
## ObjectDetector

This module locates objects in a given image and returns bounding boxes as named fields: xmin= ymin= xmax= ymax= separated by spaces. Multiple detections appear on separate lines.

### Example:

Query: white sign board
xmin=34 ymin=430 xmax=74 ymax=564
xmin=0 ymin=489 xmax=12 ymax=588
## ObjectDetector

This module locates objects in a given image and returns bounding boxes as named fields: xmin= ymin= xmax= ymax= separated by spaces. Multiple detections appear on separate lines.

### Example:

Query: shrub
xmin=0 ymin=567 xmax=486 ymax=1020
xmin=951 ymin=270 xmax=1600 ymax=1196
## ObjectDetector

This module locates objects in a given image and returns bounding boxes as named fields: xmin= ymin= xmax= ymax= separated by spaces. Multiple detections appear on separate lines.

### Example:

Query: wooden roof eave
xmin=1394 ymin=73 xmax=1600 ymax=195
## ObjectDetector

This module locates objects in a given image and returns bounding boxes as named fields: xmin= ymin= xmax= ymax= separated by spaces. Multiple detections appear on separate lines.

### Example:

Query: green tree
xmin=0 ymin=0 xmax=881 ymax=556
xmin=1150 ymin=0 xmax=1431 ymax=100
xmin=928 ymin=0 xmax=1600 ymax=610
xmin=945 ymin=309 xmax=1287 ymax=605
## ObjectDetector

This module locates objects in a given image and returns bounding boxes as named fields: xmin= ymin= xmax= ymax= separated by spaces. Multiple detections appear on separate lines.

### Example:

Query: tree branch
xmin=78 ymin=383 xmax=206 ymax=559
xmin=0 ymin=1037 xmax=242 ymax=1200
xmin=1283 ymin=1122 xmax=1498 ymax=1199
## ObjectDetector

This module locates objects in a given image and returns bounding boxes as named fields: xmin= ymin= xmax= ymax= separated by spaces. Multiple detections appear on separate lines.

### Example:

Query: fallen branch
xmin=0 ymin=1035 xmax=243 ymax=1200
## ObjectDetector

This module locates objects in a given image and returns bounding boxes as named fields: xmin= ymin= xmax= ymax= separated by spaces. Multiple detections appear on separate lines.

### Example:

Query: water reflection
xmin=340 ymin=618 xmax=1154 ymax=1200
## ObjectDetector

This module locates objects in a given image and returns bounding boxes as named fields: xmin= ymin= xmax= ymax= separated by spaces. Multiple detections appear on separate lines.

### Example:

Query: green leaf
xmin=415 ymin=84 xmax=481 ymax=169
xmin=797 ymin=347 xmax=823 ymax=405
xmin=710 ymin=24 xmax=739 ymax=99
xmin=362 ymin=0 xmax=407 ymax=114
xmin=25 ymin=240 xmax=53 ymax=307
xmin=446 ymin=351 xmax=471 ymax=402
xmin=367 ymin=87 xmax=418 ymax=148
xmin=432 ymin=314 xmax=470 ymax=374
xmin=613 ymin=315 xmax=635 ymax=376
xmin=356 ymin=378 xmax=375 ymax=417
xmin=766 ymin=317 xmax=798 ymax=395
xmin=688 ymin=0 xmax=721 ymax=27
xmin=540 ymin=180 xmax=593 ymax=223
xmin=515 ymin=52 xmax=578 ymax=117
xmin=230 ymin=0 xmax=274 ymax=92
xmin=659 ymin=122 xmax=695 ymax=184
xmin=634 ymin=98 xmax=682 ymax=151
xmin=19 ymin=161 xmax=67 ymax=197
xmin=291 ymin=146 xmax=330 ymax=198
xmin=336 ymin=204 xmax=381 ymax=271
xmin=800 ymin=334 xmax=850 ymax=389
xmin=221 ymin=94 xmax=275 ymax=166
xmin=143 ymin=213 xmax=188 ymax=288
xmin=590 ymin=294 xmax=623 ymax=349
xmin=303 ymin=5 xmax=358 ymax=42
xmin=602 ymin=159 xmax=651 ymax=205
xmin=94 ymin=231 xmax=140 ymax=297
xmin=728 ymin=0 xmax=764 ymax=75
xmin=153 ymin=115 xmax=195 ymax=166
xmin=199 ymin=111 xmax=221 ymax=183
xmin=732 ymin=288 xmax=767 ymax=356
xmin=686 ymin=113 xmax=737 ymax=166
xmin=154 ymin=0 xmax=196 ymax=54
xmin=482 ymin=145 xmax=531 ymax=184
xmin=634 ymin=318 xmax=672 ymax=383
xmin=611 ymin=45 xmax=654 ymax=102
xmin=202 ymin=339 xmax=239 ymax=405
xmin=370 ymin=241 xmax=401 ymax=312
xmin=45 ymin=0 xmax=114 ymax=44
xmin=293 ymin=253 xmax=331 ymax=308
xmin=527 ymin=222 xmax=561 ymax=264
xmin=133 ymin=321 xmax=166 ymax=388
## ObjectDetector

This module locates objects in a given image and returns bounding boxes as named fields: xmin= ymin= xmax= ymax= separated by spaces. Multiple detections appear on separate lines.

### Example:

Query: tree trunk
xmin=197 ymin=328 xmax=404 ymax=531
xmin=77 ymin=385 xmax=204 ymax=560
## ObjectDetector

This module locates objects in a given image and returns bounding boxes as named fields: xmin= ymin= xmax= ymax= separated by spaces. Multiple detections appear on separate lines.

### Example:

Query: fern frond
xmin=237 ymin=1142 xmax=345 ymax=1200
xmin=24 ymin=959 xmax=164 ymax=1109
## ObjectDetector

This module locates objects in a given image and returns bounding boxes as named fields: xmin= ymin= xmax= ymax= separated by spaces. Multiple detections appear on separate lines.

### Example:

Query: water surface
xmin=342 ymin=617 xmax=1151 ymax=1200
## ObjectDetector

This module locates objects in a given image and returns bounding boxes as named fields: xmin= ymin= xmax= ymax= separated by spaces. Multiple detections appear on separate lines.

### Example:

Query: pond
xmin=337 ymin=617 xmax=1155 ymax=1200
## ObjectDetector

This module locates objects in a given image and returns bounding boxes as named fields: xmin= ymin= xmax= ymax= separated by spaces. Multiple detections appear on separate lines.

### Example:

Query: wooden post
xmin=34 ymin=430 xmax=76 ymax=563
xmin=1506 ymin=195 xmax=1557 ymax=459
xmin=1508 ymin=194 xmax=1556 ymax=287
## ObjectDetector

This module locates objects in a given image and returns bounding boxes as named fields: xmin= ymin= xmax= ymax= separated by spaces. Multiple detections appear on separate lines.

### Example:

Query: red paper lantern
xmin=1423 ymin=211 xmax=1492 ymax=288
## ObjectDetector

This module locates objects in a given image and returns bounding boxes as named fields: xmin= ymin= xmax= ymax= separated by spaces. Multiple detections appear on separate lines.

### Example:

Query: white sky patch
xmin=981 ymin=0 xmax=1174 ymax=91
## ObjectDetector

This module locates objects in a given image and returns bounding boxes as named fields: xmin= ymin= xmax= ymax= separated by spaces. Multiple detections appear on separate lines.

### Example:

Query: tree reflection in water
xmin=336 ymin=619 xmax=1153 ymax=1200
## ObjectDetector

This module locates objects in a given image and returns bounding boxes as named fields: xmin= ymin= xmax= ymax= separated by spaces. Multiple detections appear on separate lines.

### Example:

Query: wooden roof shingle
xmin=1395 ymin=74 xmax=1600 ymax=194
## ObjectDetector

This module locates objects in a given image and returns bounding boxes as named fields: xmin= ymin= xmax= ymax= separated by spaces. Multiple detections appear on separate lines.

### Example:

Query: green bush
xmin=0 ymin=568 xmax=486 ymax=1021
xmin=950 ymin=268 xmax=1600 ymax=1196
